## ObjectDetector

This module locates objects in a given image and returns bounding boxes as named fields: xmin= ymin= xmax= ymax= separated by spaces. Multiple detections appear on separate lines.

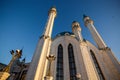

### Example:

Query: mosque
xmin=0 ymin=7 xmax=120 ymax=80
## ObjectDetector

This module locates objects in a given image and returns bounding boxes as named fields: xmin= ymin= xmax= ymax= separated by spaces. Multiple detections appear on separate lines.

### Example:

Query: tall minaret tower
xmin=26 ymin=7 xmax=57 ymax=80
xmin=83 ymin=15 xmax=107 ymax=49
xmin=72 ymin=21 xmax=83 ymax=41
xmin=72 ymin=21 xmax=99 ymax=80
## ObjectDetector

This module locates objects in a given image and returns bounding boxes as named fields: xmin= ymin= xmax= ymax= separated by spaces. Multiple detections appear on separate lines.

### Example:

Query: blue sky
xmin=0 ymin=0 xmax=120 ymax=64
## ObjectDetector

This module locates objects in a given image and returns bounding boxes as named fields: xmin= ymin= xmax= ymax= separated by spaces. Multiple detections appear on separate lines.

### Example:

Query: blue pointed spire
xmin=83 ymin=14 xmax=88 ymax=19
xmin=72 ymin=21 xmax=77 ymax=23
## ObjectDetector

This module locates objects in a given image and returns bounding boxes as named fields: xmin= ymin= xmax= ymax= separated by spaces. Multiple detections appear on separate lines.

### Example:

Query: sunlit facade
xmin=26 ymin=7 xmax=120 ymax=80
xmin=0 ymin=7 xmax=120 ymax=80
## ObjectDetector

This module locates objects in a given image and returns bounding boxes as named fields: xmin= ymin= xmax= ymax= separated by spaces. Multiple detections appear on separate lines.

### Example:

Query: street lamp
xmin=46 ymin=54 xmax=56 ymax=76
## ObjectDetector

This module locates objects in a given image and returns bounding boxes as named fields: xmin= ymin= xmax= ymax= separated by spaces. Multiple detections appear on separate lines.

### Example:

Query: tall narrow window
xmin=68 ymin=44 xmax=77 ymax=80
xmin=56 ymin=44 xmax=64 ymax=80
xmin=90 ymin=50 xmax=105 ymax=80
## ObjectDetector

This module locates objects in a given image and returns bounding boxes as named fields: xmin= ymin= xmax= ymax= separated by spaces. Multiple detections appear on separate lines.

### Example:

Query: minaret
xmin=71 ymin=20 xmax=100 ymax=79
xmin=44 ymin=7 xmax=57 ymax=38
xmin=72 ymin=21 xmax=83 ymax=41
xmin=26 ymin=7 xmax=57 ymax=80
xmin=83 ymin=15 xmax=107 ymax=49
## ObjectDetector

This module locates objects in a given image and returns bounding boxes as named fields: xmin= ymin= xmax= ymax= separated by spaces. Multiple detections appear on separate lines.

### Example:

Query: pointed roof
xmin=83 ymin=14 xmax=88 ymax=19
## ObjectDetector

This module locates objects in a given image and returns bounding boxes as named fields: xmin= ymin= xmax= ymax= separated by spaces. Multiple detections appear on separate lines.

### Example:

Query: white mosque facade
xmin=0 ymin=7 xmax=120 ymax=80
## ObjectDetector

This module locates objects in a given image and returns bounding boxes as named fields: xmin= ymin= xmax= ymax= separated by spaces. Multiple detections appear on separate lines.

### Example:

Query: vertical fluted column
xmin=72 ymin=21 xmax=83 ymax=41
xmin=26 ymin=7 xmax=57 ymax=80
xmin=83 ymin=15 xmax=107 ymax=49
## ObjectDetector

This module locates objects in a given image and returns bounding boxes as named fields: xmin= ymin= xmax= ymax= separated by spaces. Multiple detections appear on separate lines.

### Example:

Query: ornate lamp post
xmin=0 ymin=49 xmax=22 ymax=80
xmin=44 ymin=54 xmax=56 ymax=80
xmin=2 ymin=49 xmax=22 ymax=73
xmin=46 ymin=54 xmax=56 ymax=76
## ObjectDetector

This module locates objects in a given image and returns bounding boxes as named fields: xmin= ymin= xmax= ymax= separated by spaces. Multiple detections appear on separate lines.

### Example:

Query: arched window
xmin=56 ymin=44 xmax=64 ymax=80
xmin=90 ymin=50 xmax=105 ymax=80
xmin=68 ymin=44 xmax=77 ymax=80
